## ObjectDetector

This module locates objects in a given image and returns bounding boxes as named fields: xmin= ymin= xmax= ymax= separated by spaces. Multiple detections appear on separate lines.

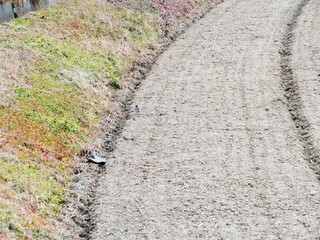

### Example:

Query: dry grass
xmin=0 ymin=48 xmax=35 ymax=106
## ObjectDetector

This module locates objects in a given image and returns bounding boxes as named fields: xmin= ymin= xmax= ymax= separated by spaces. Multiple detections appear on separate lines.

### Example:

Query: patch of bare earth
xmin=90 ymin=0 xmax=320 ymax=239
xmin=61 ymin=1 xmax=224 ymax=239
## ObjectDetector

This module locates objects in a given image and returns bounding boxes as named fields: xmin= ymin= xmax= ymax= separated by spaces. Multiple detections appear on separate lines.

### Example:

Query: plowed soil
xmin=91 ymin=0 xmax=320 ymax=239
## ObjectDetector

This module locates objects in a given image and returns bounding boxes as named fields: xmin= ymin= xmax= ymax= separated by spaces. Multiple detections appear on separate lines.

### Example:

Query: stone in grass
xmin=88 ymin=152 xmax=107 ymax=164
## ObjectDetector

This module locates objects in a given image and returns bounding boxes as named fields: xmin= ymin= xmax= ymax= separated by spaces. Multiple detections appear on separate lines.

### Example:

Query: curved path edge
xmin=92 ymin=0 xmax=320 ymax=239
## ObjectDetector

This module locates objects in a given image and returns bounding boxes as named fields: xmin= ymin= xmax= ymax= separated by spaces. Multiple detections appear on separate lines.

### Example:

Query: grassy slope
xmin=0 ymin=0 xmax=210 ymax=238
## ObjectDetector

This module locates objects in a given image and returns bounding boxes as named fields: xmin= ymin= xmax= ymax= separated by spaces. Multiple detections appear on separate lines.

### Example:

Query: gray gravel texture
xmin=92 ymin=0 xmax=320 ymax=239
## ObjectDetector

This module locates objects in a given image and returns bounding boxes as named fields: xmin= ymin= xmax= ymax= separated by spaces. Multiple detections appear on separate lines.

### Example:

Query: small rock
xmin=134 ymin=70 xmax=143 ymax=79
xmin=60 ymin=229 xmax=74 ymax=239
xmin=123 ymin=229 xmax=129 ymax=236
xmin=72 ymin=175 xmax=80 ymax=183
xmin=134 ymin=66 xmax=147 ymax=75
xmin=123 ymin=136 xmax=135 ymax=141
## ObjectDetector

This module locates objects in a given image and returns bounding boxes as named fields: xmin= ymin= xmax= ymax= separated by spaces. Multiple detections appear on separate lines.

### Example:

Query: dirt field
xmin=91 ymin=0 xmax=320 ymax=239
xmin=293 ymin=0 xmax=320 ymax=170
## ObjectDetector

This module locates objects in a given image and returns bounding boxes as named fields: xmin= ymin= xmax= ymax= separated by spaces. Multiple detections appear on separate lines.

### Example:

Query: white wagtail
xmin=134 ymin=105 xmax=140 ymax=113
xmin=88 ymin=152 xmax=106 ymax=164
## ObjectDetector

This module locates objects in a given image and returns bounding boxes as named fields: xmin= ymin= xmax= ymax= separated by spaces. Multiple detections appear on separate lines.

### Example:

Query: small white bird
xmin=134 ymin=105 xmax=140 ymax=113
xmin=88 ymin=152 xmax=107 ymax=164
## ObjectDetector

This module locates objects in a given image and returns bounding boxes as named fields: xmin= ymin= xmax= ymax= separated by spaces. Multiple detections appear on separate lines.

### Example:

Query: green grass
xmin=0 ymin=157 xmax=68 ymax=239
xmin=0 ymin=203 xmax=26 ymax=239
xmin=0 ymin=159 xmax=65 ymax=214
xmin=22 ymin=34 xmax=124 ymax=81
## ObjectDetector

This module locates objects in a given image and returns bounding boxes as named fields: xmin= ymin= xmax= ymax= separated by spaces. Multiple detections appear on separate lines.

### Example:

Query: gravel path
xmin=92 ymin=0 xmax=320 ymax=239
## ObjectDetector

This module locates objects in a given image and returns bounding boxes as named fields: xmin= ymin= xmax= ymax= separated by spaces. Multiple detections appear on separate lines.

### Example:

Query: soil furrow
xmin=280 ymin=0 xmax=320 ymax=179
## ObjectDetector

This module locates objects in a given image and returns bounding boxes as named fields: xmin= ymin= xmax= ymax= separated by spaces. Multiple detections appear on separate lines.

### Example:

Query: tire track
xmin=280 ymin=0 xmax=320 ymax=179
